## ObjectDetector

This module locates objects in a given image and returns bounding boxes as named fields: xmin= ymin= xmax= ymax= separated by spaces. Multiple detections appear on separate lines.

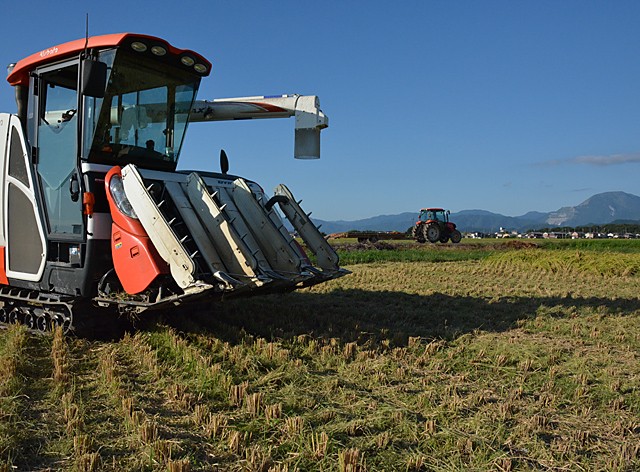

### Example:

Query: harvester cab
xmin=0 ymin=33 xmax=348 ymax=332
xmin=412 ymin=208 xmax=462 ymax=244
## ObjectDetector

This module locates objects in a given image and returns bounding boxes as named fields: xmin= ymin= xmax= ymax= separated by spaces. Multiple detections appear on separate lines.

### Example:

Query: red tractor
xmin=412 ymin=208 xmax=462 ymax=244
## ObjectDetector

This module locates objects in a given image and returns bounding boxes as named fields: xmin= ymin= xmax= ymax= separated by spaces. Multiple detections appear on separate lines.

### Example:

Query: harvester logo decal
xmin=39 ymin=47 xmax=59 ymax=58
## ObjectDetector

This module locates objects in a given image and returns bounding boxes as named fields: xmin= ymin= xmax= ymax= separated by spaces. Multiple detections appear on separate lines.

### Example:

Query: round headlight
xmin=151 ymin=46 xmax=167 ymax=56
xmin=194 ymin=63 xmax=208 ymax=74
xmin=131 ymin=42 xmax=148 ymax=53
xmin=181 ymin=56 xmax=195 ymax=67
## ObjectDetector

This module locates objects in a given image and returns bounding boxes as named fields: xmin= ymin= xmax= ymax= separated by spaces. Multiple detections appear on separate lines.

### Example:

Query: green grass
xmin=333 ymin=237 xmax=640 ymax=265
xmin=1 ymin=241 xmax=639 ymax=470
xmin=536 ymin=237 xmax=640 ymax=252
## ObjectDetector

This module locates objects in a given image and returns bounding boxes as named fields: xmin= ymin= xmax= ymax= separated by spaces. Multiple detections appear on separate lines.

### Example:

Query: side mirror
xmin=81 ymin=59 xmax=107 ymax=98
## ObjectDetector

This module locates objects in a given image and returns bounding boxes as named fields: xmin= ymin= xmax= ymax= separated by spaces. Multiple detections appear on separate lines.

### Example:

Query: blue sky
xmin=1 ymin=1 xmax=639 ymax=220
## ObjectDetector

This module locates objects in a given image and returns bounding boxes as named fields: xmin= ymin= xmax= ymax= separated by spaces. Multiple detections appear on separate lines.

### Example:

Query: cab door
xmin=2 ymin=114 xmax=47 ymax=282
xmin=34 ymin=60 xmax=84 ymax=243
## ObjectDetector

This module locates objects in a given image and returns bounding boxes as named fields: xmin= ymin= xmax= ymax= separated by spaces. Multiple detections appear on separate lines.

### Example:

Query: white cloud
xmin=535 ymin=152 xmax=640 ymax=167
xmin=570 ymin=153 xmax=640 ymax=166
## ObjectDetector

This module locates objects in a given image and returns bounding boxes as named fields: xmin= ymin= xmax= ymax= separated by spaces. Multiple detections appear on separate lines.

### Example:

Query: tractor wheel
xmin=425 ymin=223 xmax=441 ymax=243
xmin=450 ymin=229 xmax=462 ymax=244
xmin=412 ymin=225 xmax=425 ymax=243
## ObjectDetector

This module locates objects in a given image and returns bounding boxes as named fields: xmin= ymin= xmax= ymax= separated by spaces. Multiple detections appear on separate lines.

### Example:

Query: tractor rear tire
xmin=425 ymin=223 xmax=441 ymax=243
xmin=451 ymin=229 xmax=462 ymax=244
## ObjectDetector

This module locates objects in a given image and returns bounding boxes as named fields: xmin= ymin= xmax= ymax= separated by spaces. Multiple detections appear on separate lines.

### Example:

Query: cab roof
xmin=420 ymin=208 xmax=445 ymax=212
xmin=7 ymin=33 xmax=212 ymax=87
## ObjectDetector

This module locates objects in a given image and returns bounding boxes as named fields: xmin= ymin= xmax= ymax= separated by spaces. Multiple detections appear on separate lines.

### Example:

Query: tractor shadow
xmin=161 ymin=288 xmax=640 ymax=348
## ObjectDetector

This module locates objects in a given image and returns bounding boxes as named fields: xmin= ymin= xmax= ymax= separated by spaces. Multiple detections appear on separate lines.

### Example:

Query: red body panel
xmin=0 ymin=247 xmax=8 ymax=285
xmin=105 ymin=167 xmax=168 ymax=294
xmin=7 ymin=33 xmax=211 ymax=86
xmin=110 ymin=227 xmax=167 ymax=294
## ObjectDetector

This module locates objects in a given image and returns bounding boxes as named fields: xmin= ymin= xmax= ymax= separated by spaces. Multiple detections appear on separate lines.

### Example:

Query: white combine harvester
xmin=0 ymin=33 xmax=347 ymax=332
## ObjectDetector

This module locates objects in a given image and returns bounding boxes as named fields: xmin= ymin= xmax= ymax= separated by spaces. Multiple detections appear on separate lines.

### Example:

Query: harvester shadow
xmin=162 ymin=289 xmax=640 ymax=348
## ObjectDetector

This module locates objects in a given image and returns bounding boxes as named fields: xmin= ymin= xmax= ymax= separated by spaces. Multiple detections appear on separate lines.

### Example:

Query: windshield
xmin=83 ymin=49 xmax=200 ymax=170
xmin=419 ymin=210 xmax=445 ymax=222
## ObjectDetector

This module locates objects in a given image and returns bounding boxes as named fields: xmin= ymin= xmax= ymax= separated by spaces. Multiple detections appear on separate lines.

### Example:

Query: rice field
xmin=0 ymin=240 xmax=638 ymax=471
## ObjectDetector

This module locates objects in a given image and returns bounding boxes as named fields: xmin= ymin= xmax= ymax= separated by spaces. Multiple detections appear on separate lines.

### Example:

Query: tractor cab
xmin=418 ymin=208 xmax=449 ymax=224
xmin=8 ymin=34 xmax=209 ymax=172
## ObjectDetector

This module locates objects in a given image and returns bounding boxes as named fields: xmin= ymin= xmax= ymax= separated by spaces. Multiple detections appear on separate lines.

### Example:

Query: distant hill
xmin=314 ymin=213 xmax=416 ymax=234
xmin=314 ymin=191 xmax=640 ymax=234
xmin=546 ymin=192 xmax=640 ymax=227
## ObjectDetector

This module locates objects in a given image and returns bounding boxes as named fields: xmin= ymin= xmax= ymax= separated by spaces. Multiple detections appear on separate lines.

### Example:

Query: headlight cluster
xmin=109 ymin=174 xmax=137 ymax=219
xmin=130 ymin=40 xmax=208 ymax=75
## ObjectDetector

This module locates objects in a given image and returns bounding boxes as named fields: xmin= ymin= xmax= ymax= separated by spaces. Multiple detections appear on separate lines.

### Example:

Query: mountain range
xmin=314 ymin=191 xmax=640 ymax=234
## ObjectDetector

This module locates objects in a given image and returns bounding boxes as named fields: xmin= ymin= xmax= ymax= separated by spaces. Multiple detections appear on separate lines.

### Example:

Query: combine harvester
xmin=0 ymin=33 xmax=347 ymax=333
